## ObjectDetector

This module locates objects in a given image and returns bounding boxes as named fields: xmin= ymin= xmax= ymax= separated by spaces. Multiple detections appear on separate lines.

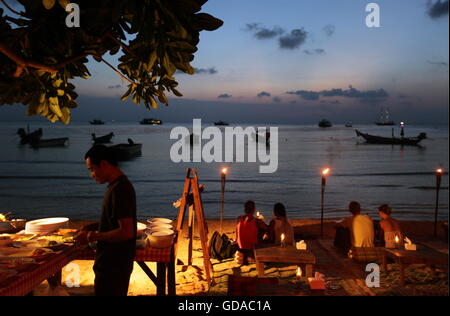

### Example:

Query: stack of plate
xmin=25 ymin=217 xmax=69 ymax=235
xmin=145 ymin=218 xmax=174 ymax=248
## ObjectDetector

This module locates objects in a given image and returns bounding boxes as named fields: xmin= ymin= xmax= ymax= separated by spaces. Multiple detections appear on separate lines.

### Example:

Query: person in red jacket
xmin=236 ymin=200 xmax=268 ymax=264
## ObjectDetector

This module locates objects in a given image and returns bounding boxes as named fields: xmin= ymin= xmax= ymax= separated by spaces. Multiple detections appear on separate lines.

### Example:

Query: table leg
xmin=399 ymin=263 xmax=405 ymax=286
xmin=167 ymin=258 xmax=176 ymax=296
xmin=306 ymin=264 xmax=313 ymax=278
xmin=157 ymin=262 xmax=167 ymax=296
xmin=256 ymin=260 xmax=265 ymax=278
xmin=382 ymin=254 xmax=388 ymax=272
xmin=47 ymin=270 xmax=62 ymax=288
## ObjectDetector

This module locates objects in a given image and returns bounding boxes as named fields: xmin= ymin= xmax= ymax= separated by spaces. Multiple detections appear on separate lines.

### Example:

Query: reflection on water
xmin=0 ymin=122 xmax=448 ymax=221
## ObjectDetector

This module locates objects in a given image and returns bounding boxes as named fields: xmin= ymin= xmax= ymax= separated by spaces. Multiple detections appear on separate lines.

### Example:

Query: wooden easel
xmin=174 ymin=168 xmax=213 ymax=285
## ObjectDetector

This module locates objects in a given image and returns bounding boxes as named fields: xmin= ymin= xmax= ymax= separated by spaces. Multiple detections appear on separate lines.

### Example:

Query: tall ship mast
xmin=375 ymin=108 xmax=395 ymax=126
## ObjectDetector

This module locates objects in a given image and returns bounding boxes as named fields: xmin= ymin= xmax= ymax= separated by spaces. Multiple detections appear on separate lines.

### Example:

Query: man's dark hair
xmin=349 ymin=201 xmax=361 ymax=215
xmin=244 ymin=200 xmax=256 ymax=215
xmin=85 ymin=145 xmax=118 ymax=166
xmin=273 ymin=202 xmax=287 ymax=218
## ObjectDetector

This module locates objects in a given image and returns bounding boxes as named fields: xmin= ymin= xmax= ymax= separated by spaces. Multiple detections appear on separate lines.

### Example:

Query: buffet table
xmin=0 ymin=244 xmax=176 ymax=296
xmin=0 ymin=245 xmax=81 ymax=296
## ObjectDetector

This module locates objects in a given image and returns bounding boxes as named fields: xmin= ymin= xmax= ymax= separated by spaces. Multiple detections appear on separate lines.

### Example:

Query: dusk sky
xmin=1 ymin=0 xmax=449 ymax=124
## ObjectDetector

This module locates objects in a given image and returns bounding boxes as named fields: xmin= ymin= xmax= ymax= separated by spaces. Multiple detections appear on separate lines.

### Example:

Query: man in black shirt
xmin=76 ymin=145 xmax=137 ymax=296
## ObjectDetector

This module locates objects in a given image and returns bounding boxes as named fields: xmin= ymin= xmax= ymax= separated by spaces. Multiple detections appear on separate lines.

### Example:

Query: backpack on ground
xmin=209 ymin=231 xmax=237 ymax=261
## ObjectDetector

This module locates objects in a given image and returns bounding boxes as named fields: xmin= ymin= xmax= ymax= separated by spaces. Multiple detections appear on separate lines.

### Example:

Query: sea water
xmin=0 ymin=121 xmax=447 ymax=222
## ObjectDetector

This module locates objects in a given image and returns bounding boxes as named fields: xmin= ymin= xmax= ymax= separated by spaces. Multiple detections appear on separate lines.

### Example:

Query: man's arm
xmin=76 ymin=218 xmax=134 ymax=244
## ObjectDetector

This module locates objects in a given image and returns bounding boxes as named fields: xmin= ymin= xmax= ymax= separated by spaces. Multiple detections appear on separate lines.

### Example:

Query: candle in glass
xmin=281 ymin=233 xmax=286 ymax=247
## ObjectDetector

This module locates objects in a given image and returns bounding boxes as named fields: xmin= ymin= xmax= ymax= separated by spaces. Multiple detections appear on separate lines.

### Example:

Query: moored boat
xmin=140 ymin=118 xmax=162 ymax=125
xmin=30 ymin=137 xmax=69 ymax=148
xmin=355 ymin=129 xmax=426 ymax=146
xmin=375 ymin=108 xmax=395 ymax=126
xmin=90 ymin=119 xmax=105 ymax=125
xmin=110 ymin=138 xmax=142 ymax=161
xmin=92 ymin=132 xmax=114 ymax=144
xmin=214 ymin=121 xmax=229 ymax=126
xmin=318 ymin=119 xmax=332 ymax=128
xmin=17 ymin=127 xmax=43 ymax=145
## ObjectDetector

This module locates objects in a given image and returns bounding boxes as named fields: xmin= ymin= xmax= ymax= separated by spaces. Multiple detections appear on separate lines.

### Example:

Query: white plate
xmin=147 ymin=218 xmax=173 ymax=225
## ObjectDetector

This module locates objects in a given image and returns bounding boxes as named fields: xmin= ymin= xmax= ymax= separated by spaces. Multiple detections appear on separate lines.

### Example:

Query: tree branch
xmin=0 ymin=0 xmax=26 ymax=17
xmin=0 ymin=42 xmax=58 ymax=77
xmin=106 ymin=33 xmax=137 ymax=58
xmin=100 ymin=57 xmax=134 ymax=84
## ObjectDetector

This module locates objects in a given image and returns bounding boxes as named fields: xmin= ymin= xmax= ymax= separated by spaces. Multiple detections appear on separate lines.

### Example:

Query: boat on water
xmin=30 ymin=137 xmax=69 ymax=148
xmin=375 ymin=108 xmax=395 ymax=126
xmin=214 ymin=121 xmax=229 ymax=126
xmin=355 ymin=129 xmax=426 ymax=146
xmin=318 ymin=119 xmax=332 ymax=128
xmin=92 ymin=132 xmax=114 ymax=144
xmin=140 ymin=118 xmax=162 ymax=125
xmin=345 ymin=122 xmax=353 ymax=128
xmin=110 ymin=138 xmax=142 ymax=161
xmin=17 ymin=127 xmax=43 ymax=145
xmin=89 ymin=119 xmax=105 ymax=125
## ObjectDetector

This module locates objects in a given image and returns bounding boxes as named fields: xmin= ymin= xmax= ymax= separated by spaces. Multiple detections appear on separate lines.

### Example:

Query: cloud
xmin=323 ymin=24 xmax=336 ymax=37
xmin=286 ymin=90 xmax=320 ymax=100
xmin=279 ymin=28 xmax=308 ymax=49
xmin=272 ymin=96 xmax=282 ymax=103
xmin=427 ymin=60 xmax=448 ymax=66
xmin=255 ymin=26 xmax=285 ymax=39
xmin=257 ymin=91 xmax=271 ymax=98
xmin=286 ymin=85 xmax=389 ymax=101
xmin=218 ymin=93 xmax=232 ymax=99
xmin=195 ymin=67 xmax=218 ymax=74
xmin=320 ymin=85 xmax=389 ymax=99
xmin=244 ymin=23 xmax=285 ymax=39
xmin=108 ymin=84 xmax=121 ymax=89
xmin=304 ymin=49 xmax=326 ymax=55
xmin=427 ymin=0 xmax=449 ymax=19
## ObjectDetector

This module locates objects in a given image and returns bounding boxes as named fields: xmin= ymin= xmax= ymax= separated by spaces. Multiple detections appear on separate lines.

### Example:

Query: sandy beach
xmin=31 ymin=218 xmax=448 ymax=296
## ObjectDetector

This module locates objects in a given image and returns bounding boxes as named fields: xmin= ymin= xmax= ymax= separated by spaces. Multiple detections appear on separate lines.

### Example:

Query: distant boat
xmin=110 ymin=138 xmax=142 ymax=161
xmin=355 ymin=129 xmax=426 ymax=146
xmin=345 ymin=122 xmax=353 ymax=128
xmin=90 ymin=119 xmax=105 ymax=125
xmin=17 ymin=127 xmax=43 ymax=145
xmin=30 ymin=137 xmax=69 ymax=148
xmin=375 ymin=108 xmax=395 ymax=126
xmin=140 ymin=118 xmax=162 ymax=125
xmin=92 ymin=132 xmax=114 ymax=144
xmin=318 ymin=119 xmax=332 ymax=128
xmin=214 ymin=121 xmax=229 ymax=126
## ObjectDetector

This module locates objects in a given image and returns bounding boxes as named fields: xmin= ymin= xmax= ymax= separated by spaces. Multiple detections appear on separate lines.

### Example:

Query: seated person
xmin=378 ymin=204 xmax=402 ymax=248
xmin=268 ymin=203 xmax=295 ymax=245
xmin=334 ymin=201 xmax=374 ymax=254
xmin=236 ymin=200 xmax=268 ymax=264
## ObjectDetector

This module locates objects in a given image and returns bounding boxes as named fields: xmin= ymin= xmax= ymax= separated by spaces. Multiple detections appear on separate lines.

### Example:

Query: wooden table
xmin=254 ymin=245 xmax=316 ymax=278
xmin=76 ymin=244 xmax=176 ymax=296
xmin=382 ymin=244 xmax=448 ymax=286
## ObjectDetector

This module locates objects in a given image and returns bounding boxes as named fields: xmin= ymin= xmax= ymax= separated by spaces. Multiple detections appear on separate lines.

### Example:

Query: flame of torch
xmin=221 ymin=168 xmax=228 ymax=175
xmin=281 ymin=233 xmax=285 ymax=242
xmin=322 ymin=168 xmax=330 ymax=176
